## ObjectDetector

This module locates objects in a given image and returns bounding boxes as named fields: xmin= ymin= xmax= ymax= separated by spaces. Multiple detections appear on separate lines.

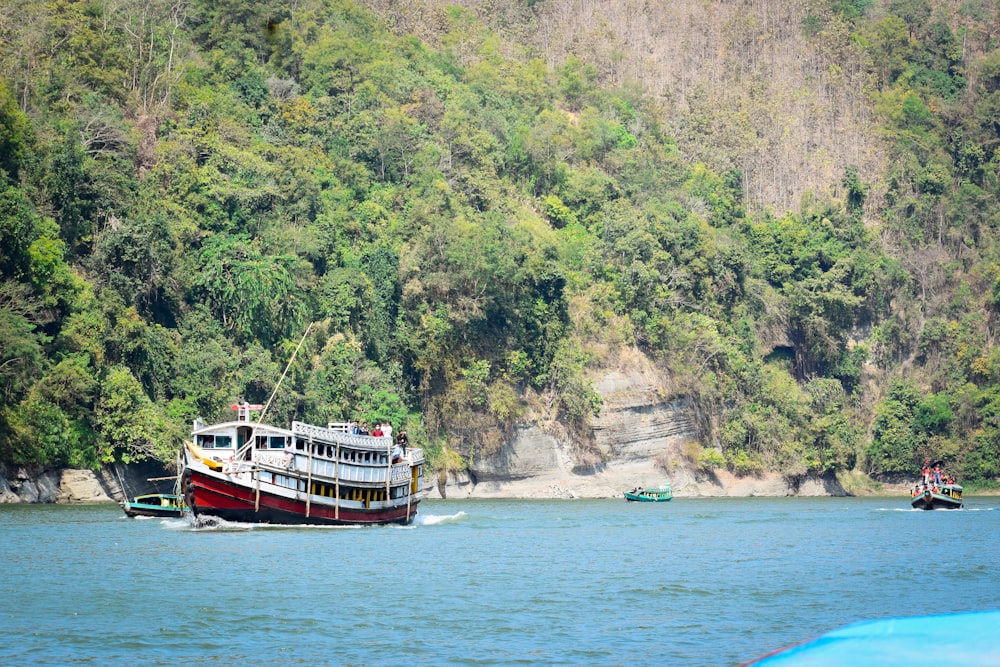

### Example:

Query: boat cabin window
xmin=253 ymin=435 xmax=286 ymax=449
xmin=199 ymin=434 xmax=232 ymax=449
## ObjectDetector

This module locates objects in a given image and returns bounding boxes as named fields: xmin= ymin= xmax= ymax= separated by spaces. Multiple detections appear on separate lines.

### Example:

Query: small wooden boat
xmin=121 ymin=493 xmax=187 ymax=518
xmin=624 ymin=485 xmax=672 ymax=502
xmin=910 ymin=483 xmax=963 ymax=510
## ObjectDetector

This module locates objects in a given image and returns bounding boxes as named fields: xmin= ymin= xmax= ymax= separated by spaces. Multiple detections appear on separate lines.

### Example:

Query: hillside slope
xmin=364 ymin=0 xmax=884 ymax=214
xmin=1 ymin=0 xmax=998 ymax=492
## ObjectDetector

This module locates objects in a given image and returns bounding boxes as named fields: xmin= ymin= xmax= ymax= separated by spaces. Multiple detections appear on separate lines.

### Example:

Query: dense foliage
xmin=0 ymin=0 xmax=998 ymax=486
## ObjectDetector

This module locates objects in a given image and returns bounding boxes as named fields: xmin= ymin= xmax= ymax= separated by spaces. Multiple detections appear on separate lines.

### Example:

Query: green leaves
xmin=95 ymin=366 xmax=159 ymax=464
xmin=3 ymin=0 xmax=1000 ymax=488
xmin=0 ymin=82 xmax=32 ymax=183
xmin=195 ymin=234 xmax=308 ymax=346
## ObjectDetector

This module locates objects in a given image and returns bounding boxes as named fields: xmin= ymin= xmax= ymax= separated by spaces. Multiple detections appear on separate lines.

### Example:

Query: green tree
xmin=95 ymin=365 xmax=161 ymax=463
xmin=0 ymin=82 xmax=32 ymax=183
xmin=194 ymin=234 xmax=308 ymax=346
xmin=866 ymin=382 xmax=922 ymax=476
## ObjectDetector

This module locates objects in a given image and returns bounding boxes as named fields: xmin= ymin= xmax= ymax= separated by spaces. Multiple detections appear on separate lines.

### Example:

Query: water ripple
xmin=3 ymin=497 xmax=999 ymax=666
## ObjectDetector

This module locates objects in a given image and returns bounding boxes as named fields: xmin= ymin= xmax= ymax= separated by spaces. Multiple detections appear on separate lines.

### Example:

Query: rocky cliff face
xmin=0 ymin=461 xmax=177 ymax=505
xmin=0 ymin=463 xmax=115 ymax=504
xmin=434 ymin=356 xmax=845 ymax=499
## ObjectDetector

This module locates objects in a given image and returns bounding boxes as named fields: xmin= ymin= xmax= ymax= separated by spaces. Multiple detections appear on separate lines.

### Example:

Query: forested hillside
xmin=1 ymin=0 xmax=998 ymax=486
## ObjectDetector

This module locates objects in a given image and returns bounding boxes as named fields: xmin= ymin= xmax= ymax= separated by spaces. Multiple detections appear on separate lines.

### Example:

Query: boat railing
xmin=256 ymin=450 xmax=294 ymax=469
xmin=391 ymin=462 xmax=413 ymax=483
xmin=253 ymin=453 xmax=416 ymax=485
xmin=222 ymin=459 xmax=255 ymax=475
xmin=292 ymin=421 xmax=394 ymax=451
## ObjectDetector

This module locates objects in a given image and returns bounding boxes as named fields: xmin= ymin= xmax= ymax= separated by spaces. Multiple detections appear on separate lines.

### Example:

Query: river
xmin=1 ymin=497 xmax=998 ymax=665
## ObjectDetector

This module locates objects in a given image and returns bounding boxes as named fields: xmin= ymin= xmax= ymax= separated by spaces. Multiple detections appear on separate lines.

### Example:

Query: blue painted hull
xmin=742 ymin=610 xmax=1000 ymax=666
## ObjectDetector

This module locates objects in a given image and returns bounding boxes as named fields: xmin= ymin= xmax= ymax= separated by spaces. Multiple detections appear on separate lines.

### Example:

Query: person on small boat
xmin=921 ymin=460 xmax=931 ymax=484
xmin=933 ymin=461 xmax=943 ymax=484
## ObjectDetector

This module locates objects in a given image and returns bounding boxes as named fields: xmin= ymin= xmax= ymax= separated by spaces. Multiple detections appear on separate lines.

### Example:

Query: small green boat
xmin=121 ymin=493 xmax=187 ymax=518
xmin=624 ymin=485 xmax=672 ymax=502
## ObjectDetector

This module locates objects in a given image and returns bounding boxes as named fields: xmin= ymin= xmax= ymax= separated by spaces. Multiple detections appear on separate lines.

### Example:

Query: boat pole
xmin=254 ymin=468 xmax=260 ymax=512
xmin=305 ymin=434 xmax=313 ymax=519
xmin=113 ymin=464 xmax=129 ymax=503
xmin=259 ymin=322 xmax=313 ymax=425
xmin=406 ymin=467 xmax=412 ymax=522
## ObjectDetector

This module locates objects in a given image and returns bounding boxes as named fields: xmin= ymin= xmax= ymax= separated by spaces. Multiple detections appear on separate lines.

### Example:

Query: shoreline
xmin=2 ymin=465 xmax=995 ymax=505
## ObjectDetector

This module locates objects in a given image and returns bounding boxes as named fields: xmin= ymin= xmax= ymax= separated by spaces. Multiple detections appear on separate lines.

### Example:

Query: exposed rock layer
xmin=0 ymin=461 xmax=176 ymax=505
xmin=433 ymin=365 xmax=847 ymax=499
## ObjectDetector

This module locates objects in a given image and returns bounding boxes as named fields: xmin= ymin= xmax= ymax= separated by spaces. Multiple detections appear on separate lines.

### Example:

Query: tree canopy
xmin=1 ymin=0 xmax=999 ymax=487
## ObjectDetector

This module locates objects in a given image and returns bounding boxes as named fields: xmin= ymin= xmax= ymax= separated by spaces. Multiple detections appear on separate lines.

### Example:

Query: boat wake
xmin=877 ymin=507 xmax=930 ymax=512
xmin=414 ymin=511 xmax=466 ymax=526
xmin=158 ymin=511 xmax=469 ymax=531
xmin=877 ymin=506 xmax=993 ymax=512
xmin=160 ymin=515 xmax=360 ymax=531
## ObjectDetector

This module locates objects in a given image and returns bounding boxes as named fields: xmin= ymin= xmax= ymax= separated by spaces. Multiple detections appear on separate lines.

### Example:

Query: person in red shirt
xmin=921 ymin=460 xmax=931 ymax=484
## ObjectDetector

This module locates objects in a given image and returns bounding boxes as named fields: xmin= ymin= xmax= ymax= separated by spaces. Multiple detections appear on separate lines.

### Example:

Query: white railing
xmin=262 ymin=457 xmax=414 ymax=485
xmin=292 ymin=421 xmax=393 ymax=451
xmin=391 ymin=463 xmax=413 ymax=483
xmin=222 ymin=459 xmax=255 ymax=475
xmin=256 ymin=451 xmax=294 ymax=469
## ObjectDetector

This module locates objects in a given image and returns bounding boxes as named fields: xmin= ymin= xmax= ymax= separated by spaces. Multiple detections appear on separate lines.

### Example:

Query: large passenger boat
xmin=181 ymin=402 xmax=425 ymax=525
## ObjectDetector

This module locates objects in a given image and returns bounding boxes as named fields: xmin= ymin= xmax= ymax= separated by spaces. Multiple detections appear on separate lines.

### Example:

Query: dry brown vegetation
xmin=363 ymin=0 xmax=885 ymax=215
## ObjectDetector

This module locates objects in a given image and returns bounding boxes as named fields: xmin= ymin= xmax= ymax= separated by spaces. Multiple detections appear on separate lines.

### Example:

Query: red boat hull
xmin=182 ymin=468 xmax=417 ymax=526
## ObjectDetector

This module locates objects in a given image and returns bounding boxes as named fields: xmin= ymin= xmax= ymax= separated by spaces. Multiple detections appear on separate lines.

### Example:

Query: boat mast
xmin=259 ymin=322 xmax=313 ymax=424
xmin=227 ymin=323 xmax=314 ymax=467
